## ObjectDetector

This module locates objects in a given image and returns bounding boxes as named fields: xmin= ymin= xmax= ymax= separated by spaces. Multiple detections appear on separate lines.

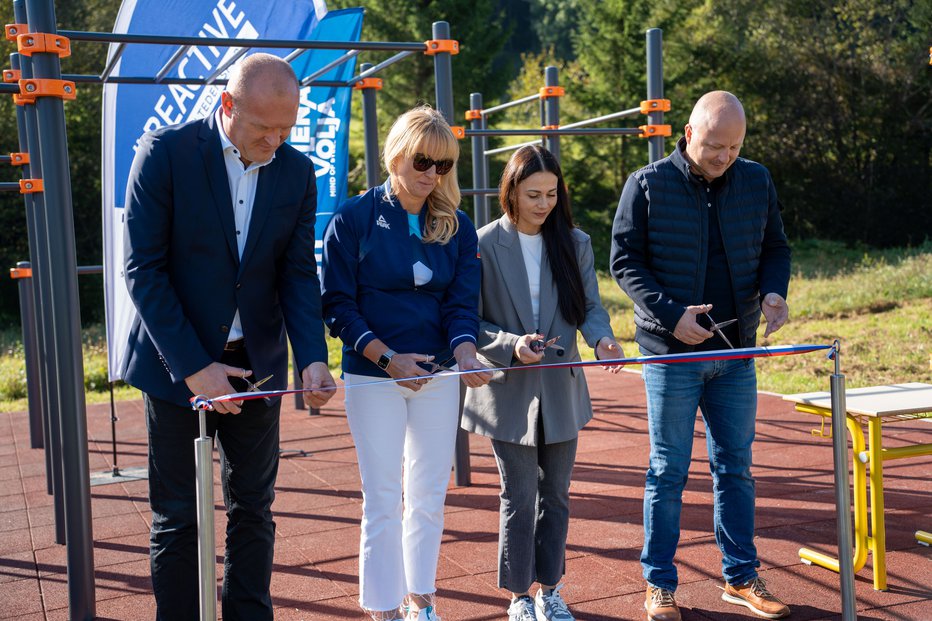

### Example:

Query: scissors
xmin=532 ymin=334 xmax=565 ymax=356
xmin=704 ymin=312 xmax=736 ymax=349
xmin=244 ymin=373 xmax=274 ymax=403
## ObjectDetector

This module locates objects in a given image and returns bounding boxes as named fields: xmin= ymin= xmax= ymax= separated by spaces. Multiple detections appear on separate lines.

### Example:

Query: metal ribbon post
xmin=192 ymin=398 xmax=217 ymax=621
xmin=830 ymin=341 xmax=857 ymax=620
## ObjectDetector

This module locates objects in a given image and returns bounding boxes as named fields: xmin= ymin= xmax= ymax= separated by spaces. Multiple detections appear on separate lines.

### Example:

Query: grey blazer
xmin=461 ymin=216 xmax=614 ymax=446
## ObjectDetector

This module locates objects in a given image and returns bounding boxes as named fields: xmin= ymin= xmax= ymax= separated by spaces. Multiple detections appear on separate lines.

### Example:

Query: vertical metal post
xmin=431 ymin=21 xmax=455 ymax=123
xmin=195 ymin=408 xmax=217 ymax=621
xmin=12 ymin=52 xmax=44 ymax=452
xmin=431 ymin=20 xmax=471 ymax=486
xmin=469 ymin=93 xmax=490 ymax=227
xmin=24 ymin=0 xmax=95 ymax=618
xmin=359 ymin=62 xmax=381 ymax=189
xmin=646 ymin=28 xmax=665 ymax=162
xmin=15 ymin=0 xmax=64 ymax=542
xmin=543 ymin=66 xmax=560 ymax=161
xmin=14 ymin=263 xmax=43 ymax=448
xmin=830 ymin=342 xmax=857 ymax=620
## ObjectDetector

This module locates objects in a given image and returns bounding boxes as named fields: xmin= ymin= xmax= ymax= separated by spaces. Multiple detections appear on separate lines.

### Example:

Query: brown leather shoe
xmin=722 ymin=577 xmax=790 ymax=619
xmin=645 ymin=585 xmax=681 ymax=621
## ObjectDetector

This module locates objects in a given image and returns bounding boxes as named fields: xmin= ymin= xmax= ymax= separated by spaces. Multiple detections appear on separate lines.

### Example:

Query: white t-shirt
xmin=518 ymin=231 xmax=543 ymax=328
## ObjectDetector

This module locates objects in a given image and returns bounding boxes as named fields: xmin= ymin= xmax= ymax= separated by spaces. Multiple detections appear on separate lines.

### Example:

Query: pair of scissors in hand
xmin=532 ymin=334 xmax=564 ymax=356
xmin=244 ymin=373 xmax=273 ymax=403
xmin=704 ymin=312 xmax=737 ymax=349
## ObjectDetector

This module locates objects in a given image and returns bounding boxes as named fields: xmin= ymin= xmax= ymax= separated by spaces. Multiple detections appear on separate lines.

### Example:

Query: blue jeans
xmin=640 ymin=357 xmax=760 ymax=590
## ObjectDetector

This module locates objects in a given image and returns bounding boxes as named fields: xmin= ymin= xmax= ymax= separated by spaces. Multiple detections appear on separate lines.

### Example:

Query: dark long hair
xmin=499 ymin=145 xmax=586 ymax=326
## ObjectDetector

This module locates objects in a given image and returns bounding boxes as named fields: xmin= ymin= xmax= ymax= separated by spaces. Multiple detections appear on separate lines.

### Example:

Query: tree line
xmin=1 ymin=0 xmax=929 ymax=327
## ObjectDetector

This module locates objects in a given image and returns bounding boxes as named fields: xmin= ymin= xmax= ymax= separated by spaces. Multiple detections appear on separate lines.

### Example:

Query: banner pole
xmin=830 ymin=341 xmax=858 ymax=620
xmin=194 ymin=405 xmax=217 ymax=621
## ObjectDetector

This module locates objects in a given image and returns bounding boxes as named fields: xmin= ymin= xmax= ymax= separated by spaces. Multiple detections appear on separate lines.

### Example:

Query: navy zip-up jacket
xmin=321 ymin=181 xmax=481 ymax=377
xmin=610 ymin=137 xmax=791 ymax=355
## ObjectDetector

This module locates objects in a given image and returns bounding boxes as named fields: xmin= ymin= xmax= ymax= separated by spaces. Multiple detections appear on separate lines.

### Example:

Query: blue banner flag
xmin=102 ymin=1 xmax=363 ymax=380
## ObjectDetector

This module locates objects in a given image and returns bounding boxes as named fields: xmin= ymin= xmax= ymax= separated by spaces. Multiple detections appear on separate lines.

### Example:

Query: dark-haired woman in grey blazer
xmin=462 ymin=145 xmax=622 ymax=621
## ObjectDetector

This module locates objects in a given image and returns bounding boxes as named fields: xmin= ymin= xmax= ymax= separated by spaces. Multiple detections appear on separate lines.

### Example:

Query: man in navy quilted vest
xmin=610 ymin=91 xmax=792 ymax=621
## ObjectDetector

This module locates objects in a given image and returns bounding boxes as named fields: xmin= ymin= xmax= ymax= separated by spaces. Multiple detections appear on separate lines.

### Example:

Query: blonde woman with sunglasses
xmin=321 ymin=106 xmax=492 ymax=621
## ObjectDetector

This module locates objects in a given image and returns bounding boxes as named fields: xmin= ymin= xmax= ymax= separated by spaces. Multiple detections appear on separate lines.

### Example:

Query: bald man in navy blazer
xmin=122 ymin=53 xmax=335 ymax=621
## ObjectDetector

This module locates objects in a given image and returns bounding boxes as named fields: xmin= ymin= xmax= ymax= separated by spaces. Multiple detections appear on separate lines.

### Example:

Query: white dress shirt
xmin=216 ymin=108 xmax=275 ymax=342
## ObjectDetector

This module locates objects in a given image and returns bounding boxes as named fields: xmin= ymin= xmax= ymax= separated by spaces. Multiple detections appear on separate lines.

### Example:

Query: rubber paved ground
xmin=1 ymin=368 xmax=930 ymax=620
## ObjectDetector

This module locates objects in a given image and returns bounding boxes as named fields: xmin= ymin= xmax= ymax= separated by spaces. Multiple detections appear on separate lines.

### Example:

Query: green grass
xmin=1 ymin=240 xmax=930 ymax=413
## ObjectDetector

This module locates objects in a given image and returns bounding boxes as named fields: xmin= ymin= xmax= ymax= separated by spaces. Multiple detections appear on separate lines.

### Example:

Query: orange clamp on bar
xmin=17 ymin=78 xmax=77 ymax=103
xmin=424 ymin=39 xmax=459 ymax=55
xmin=449 ymin=126 xmax=465 ymax=139
xmin=10 ymin=266 xmax=33 ymax=279
xmin=3 ymin=69 xmax=21 ymax=83
xmin=640 ymin=98 xmax=671 ymax=114
xmin=353 ymin=77 xmax=382 ymax=90
xmin=17 ymin=33 xmax=71 ymax=58
xmin=5 ymin=24 xmax=27 ymax=41
xmin=9 ymin=153 xmax=29 ymax=166
xmin=639 ymin=124 xmax=672 ymax=138
xmin=464 ymin=109 xmax=482 ymax=121
xmin=541 ymin=124 xmax=559 ymax=130
xmin=19 ymin=178 xmax=43 ymax=194
xmin=539 ymin=86 xmax=565 ymax=99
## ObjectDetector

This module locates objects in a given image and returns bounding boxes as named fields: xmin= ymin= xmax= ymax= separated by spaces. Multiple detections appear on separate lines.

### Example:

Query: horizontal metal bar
xmin=347 ymin=50 xmax=415 ymax=85
xmin=0 ymin=182 xmax=23 ymax=192
xmin=484 ymin=139 xmax=542 ymax=156
xmin=0 ymin=84 xmax=19 ymax=94
xmin=481 ymin=93 xmax=540 ymax=116
xmin=59 ymin=30 xmax=426 ymax=52
xmin=879 ymin=443 xmax=932 ymax=461
xmin=466 ymin=128 xmax=644 ymax=137
xmin=461 ymin=188 xmax=499 ymax=196
xmin=63 ymin=74 xmax=348 ymax=88
xmin=299 ymin=50 xmax=360 ymax=86
xmin=77 ymin=265 xmax=103 ymax=275
xmin=0 ymin=155 xmax=11 ymax=163
xmin=561 ymin=107 xmax=642 ymax=129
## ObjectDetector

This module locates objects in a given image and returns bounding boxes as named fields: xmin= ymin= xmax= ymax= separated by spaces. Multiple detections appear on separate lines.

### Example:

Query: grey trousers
xmin=490 ymin=420 xmax=578 ymax=593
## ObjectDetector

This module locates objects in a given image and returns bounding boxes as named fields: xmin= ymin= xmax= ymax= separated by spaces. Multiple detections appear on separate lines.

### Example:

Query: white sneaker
xmin=534 ymin=584 xmax=575 ymax=621
xmin=508 ymin=595 xmax=537 ymax=621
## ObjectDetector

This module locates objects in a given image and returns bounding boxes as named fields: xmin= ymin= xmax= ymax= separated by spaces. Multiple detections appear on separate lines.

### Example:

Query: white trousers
xmin=344 ymin=371 xmax=460 ymax=611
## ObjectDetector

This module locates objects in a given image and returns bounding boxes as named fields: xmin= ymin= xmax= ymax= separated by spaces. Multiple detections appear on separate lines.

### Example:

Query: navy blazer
xmin=121 ymin=113 xmax=328 ymax=406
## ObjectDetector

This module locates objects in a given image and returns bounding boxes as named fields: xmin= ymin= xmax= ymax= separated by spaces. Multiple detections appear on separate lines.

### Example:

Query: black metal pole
xmin=431 ymin=21 xmax=471 ymax=487
xmin=469 ymin=93 xmax=490 ymax=228
xmin=13 ymin=263 xmax=43 ymax=448
xmin=543 ymin=66 xmax=560 ymax=161
xmin=360 ymin=62 xmax=381 ymax=190
xmin=25 ymin=0 xmax=96 ymax=618
xmin=14 ymin=0 xmax=64 ymax=538
xmin=108 ymin=382 xmax=119 ymax=475
xmin=646 ymin=28 xmax=665 ymax=162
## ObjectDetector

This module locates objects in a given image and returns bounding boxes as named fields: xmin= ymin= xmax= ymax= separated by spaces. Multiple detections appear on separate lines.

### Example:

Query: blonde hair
xmin=383 ymin=106 xmax=461 ymax=244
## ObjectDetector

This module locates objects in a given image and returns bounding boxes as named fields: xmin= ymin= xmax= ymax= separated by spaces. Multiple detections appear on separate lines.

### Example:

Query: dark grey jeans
xmin=490 ymin=420 xmax=578 ymax=593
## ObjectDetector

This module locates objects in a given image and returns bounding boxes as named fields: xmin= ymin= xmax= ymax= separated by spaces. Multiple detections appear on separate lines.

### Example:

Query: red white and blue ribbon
xmin=190 ymin=343 xmax=835 ymax=410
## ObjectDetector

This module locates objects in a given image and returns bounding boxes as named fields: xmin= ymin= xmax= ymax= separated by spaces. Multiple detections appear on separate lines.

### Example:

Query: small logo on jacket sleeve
xmin=376 ymin=214 xmax=390 ymax=229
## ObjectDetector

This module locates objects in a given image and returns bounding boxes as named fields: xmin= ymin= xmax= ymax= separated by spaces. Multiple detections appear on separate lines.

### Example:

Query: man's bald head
xmin=226 ymin=53 xmax=299 ymax=102
xmin=220 ymin=53 xmax=300 ymax=166
xmin=684 ymin=91 xmax=747 ymax=182
xmin=688 ymin=91 xmax=745 ymax=132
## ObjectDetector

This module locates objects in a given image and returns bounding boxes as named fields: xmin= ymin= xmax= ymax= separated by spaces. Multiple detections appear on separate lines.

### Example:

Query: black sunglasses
xmin=413 ymin=152 xmax=454 ymax=175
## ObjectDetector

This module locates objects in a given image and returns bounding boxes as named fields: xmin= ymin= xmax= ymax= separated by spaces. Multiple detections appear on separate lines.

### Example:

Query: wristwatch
xmin=376 ymin=349 xmax=396 ymax=370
